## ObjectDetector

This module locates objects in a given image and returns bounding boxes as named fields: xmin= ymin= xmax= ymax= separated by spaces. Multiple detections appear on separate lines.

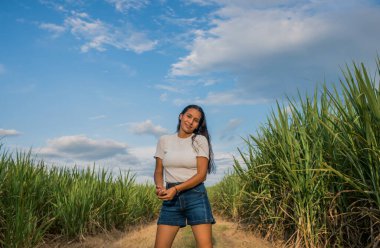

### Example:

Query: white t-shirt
xmin=154 ymin=133 xmax=209 ymax=183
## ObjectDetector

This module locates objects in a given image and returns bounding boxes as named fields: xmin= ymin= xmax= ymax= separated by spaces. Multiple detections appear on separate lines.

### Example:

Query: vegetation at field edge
xmin=0 ymin=148 xmax=161 ymax=247
xmin=210 ymin=58 xmax=380 ymax=248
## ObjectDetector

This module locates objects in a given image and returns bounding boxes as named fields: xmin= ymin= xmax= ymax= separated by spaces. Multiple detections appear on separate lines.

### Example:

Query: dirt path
xmin=44 ymin=216 xmax=279 ymax=248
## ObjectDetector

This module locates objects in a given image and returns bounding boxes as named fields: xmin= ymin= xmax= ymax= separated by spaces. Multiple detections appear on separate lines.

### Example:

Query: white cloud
xmin=219 ymin=118 xmax=243 ymax=141
xmin=155 ymin=77 xmax=218 ymax=97
xmin=30 ymin=133 xmax=234 ymax=186
xmin=36 ymin=141 xmax=154 ymax=184
xmin=186 ymin=0 xmax=214 ymax=6
xmin=129 ymin=120 xmax=169 ymax=138
xmin=106 ymin=0 xmax=149 ymax=13
xmin=225 ymin=118 xmax=243 ymax=130
xmin=38 ymin=135 xmax=128 ymax=160
xmin=155 ymin=84 xmax=183 ymax=93
xmin=80 ymin=35 xmax=108 ymax=52
xmin=128 ymin=32 xmax=159 ymax=53
xmin=171 ymin=4 xmax=329 ymax=76
xmin=40 ymin=11 xmax=157 ymax=53
xmin=129 ymin=145 xmax=156 ymax=160
xmin=89 ymin=115 xmax=106 ymax=120
xmin=39 ymin=23 xmax=66 ymax=37
xmin=203 ymin=79 xmax=217 ymax=86
xmin=158 ymin=14 xmax=201 ymax=28
xmin=39 ymin=0 xmax=69 ymax=13
xmin=174 ymin=90 xmax=271 ymax=106
xmin=16 ymin=139 xmax=229 ymax=186
xmin=0 ymin=129 xmax=21 ymax=137
xmin=12 ymin=138 xmax=231 ymax=186
xmin=206 ymin=150 xmax=236 ymax=185
xmin=170 ymin=1 xmax=380 ymax=99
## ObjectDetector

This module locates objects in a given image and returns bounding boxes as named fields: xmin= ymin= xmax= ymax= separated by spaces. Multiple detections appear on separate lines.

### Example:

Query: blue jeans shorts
xmin=157 ymin=182 xmax=216 ymax=228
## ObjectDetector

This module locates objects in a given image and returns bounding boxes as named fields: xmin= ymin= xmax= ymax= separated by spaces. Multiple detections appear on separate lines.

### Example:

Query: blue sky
xmin=1 ymin=0 xmax=380 ymax=185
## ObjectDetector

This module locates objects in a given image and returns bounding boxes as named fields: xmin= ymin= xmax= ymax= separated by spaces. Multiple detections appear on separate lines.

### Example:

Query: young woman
xmin=154 ymin=104 xmax=216 ymax=248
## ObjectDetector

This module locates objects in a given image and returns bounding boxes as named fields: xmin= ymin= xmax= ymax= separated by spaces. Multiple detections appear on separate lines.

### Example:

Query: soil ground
xmin=42 ymin=215 xmax=281 ymax=248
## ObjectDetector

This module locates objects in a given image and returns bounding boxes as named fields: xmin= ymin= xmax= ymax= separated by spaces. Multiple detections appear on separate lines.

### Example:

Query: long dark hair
xmin=176 ymin=104 xmax=215 ymax=174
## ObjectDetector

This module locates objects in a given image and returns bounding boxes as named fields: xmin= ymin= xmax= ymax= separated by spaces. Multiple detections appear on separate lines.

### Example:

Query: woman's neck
xmin=177 ymin=130 xmax=193 ymax=138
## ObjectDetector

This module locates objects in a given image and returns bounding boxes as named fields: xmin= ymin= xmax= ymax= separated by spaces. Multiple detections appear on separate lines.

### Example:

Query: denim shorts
xmin=157 ymin=182 xmax=216 ymax=228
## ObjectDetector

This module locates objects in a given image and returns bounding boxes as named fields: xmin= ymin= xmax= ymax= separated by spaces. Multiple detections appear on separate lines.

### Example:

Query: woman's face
xmin=179 ymin=108 xmax=202 ymax=134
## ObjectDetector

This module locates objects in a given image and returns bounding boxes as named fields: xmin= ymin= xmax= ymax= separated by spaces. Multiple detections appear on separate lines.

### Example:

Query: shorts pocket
xmin=191 ymin=184 xmax=206 ymax=194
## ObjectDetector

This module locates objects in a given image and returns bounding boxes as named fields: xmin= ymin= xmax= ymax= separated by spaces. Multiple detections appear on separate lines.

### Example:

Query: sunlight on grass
xmin=0 ymin=147 xmax=161 ymax=247
xmin=211 ymin=58 xmax=380 ymax=247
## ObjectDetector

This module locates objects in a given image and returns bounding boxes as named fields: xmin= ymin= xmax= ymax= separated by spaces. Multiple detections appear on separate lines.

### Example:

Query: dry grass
xmin=42 ymin=215 xmax=279 ymax=248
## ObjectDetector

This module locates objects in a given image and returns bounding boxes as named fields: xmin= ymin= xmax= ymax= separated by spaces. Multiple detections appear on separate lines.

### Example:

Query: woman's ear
xmin=179 ymin=114 xmax=183 ymax=121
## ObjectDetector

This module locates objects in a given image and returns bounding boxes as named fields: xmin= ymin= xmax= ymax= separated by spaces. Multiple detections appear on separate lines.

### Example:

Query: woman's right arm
xmin=154 ymin=157 xmax=164 ymax=195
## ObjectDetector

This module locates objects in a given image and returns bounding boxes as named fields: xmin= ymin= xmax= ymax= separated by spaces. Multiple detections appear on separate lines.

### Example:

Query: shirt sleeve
xmin=154 ymin=136 xmax=165 ymax=159
xmin=195 ymin=135 xmax=209 ymax=159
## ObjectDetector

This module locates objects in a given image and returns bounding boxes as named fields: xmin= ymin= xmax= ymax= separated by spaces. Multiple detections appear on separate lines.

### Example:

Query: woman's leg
xmin=154 ymin=224 xmax=180 ymax=248
xmin=191 ymin=224 xmax=213 ymax=248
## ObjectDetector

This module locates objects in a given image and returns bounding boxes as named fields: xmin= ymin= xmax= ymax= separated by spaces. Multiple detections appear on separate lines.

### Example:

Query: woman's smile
xmin=179 ymin=108 xmax=201 ymax=136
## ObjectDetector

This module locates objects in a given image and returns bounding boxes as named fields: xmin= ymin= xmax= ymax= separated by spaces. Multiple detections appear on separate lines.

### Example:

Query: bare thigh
xmin=191 ymin=224 xmax=213 ymax=248
xmin=154 ymin=225 xmax=180 ymax=248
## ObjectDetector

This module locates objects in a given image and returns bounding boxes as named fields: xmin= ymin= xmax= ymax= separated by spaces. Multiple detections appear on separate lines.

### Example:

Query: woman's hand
xmin=158 ymin=187 xmax=177 ymax=201
xmin=155 ymin=185 xmax=165 ymax=196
